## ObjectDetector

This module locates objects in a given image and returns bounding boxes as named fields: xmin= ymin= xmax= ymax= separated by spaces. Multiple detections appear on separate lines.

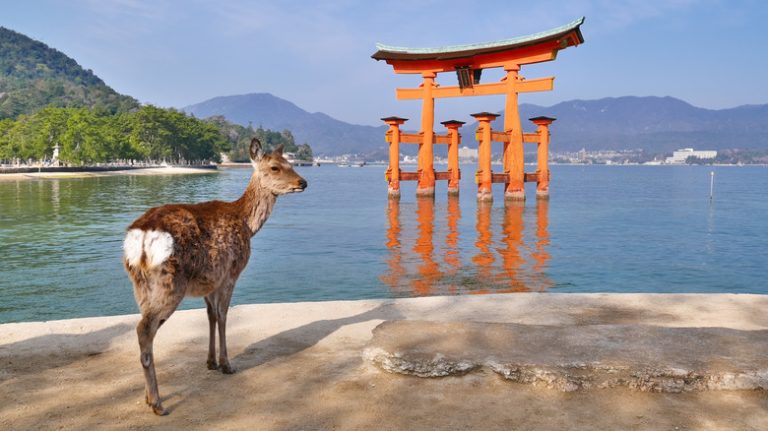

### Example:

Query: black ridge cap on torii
xmin=372 ymin=17 xmax=585 ymax=62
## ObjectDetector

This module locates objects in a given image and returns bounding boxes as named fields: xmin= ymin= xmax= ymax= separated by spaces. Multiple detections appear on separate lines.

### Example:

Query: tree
xmin=296 ymin=143 xmax=313 ymax=161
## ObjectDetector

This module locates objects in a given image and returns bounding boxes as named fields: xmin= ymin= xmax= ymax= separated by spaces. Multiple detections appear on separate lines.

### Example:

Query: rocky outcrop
xmin=364 ymin=320 xmax=768 ymax=392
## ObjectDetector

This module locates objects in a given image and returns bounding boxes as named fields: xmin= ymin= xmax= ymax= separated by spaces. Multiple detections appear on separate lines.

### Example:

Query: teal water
xmin=1 ymin=165 xmax=766 ymax=323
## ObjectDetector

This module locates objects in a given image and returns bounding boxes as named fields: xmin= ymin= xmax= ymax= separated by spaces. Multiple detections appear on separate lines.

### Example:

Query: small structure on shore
xmin=665 ymin=148 xmax=718 ymax=164
xmin=52 ymin=143 xmax=61 ymax=167
xmin=373 ymin=17 xmax=585 ymax=201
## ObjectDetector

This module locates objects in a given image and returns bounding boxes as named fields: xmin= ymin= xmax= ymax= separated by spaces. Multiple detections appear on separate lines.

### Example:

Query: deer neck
xmin=236 ymin=175 xmax=277 ymax=235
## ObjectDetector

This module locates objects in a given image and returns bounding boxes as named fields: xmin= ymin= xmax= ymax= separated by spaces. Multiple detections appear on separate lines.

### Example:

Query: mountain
xmin=0 ymin=27 xmax=138 ymax=119
xmin=184 ymin=93 xmax=768 ymax=157
xmin=183 ymin=93 xmax=388 ymax=157
xmin=479 ymin=96 xmax=768 ymax=153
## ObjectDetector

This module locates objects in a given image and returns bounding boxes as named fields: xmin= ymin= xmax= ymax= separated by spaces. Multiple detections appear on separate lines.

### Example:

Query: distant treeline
xmin=0 ymin=106 xmax=313 ymax=165
xmin=690 ymin=149 xmax=768 ymax=165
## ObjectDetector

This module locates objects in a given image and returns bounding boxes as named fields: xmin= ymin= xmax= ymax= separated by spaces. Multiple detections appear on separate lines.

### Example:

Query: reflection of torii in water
xmin=412 ymin=197 xmax=441 ymax=295
xmin=531 ymin=199 xmax=553 ymax=289
xmin=379 ymin=199 xmax=406 ymax=295
xmin=471 ymin=201 xmax=495 ymax=284
xmin=493 ymin=200 xmax=553 ymax=293
xmin=496 ymin=201 xmax=526 ymax=291
xmin=443 ymin=196 xmax=461 ymax=294
xmin=380 ymin=199 xmax=552 ymax=296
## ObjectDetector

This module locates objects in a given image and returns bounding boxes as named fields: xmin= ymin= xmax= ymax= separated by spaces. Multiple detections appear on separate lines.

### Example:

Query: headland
xmin=0 ymin=165 xmax=218 ymax=181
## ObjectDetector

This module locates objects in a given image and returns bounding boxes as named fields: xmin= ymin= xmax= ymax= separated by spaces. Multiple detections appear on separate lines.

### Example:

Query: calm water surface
xmin=1 ymin=165 xmax=766 ymax=323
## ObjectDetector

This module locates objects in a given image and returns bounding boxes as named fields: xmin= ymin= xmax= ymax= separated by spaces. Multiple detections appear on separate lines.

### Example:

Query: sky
xmin=3 ymin=0 xmax=768 ymax=126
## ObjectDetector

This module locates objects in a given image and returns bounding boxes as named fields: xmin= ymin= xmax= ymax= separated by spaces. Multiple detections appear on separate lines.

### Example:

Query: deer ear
xmin=249 ymin=138 xmax=264 ymax=162
xmin=273 ymin=144 xmax=284 ymax=156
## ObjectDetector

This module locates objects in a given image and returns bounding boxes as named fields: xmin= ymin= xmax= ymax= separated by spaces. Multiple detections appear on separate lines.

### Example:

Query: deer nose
xmin=298 ymin=178 xmax=308 ymax=189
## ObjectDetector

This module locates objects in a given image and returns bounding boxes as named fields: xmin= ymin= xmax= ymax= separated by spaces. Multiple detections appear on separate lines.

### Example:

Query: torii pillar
xmin=417 ymin=72 xmax=438 ymax=196
xmin=530 ymin=116 xmax=555 ymax=198
xmin=503 ymin=65 xmax=525 ymax=201
xmin=382 ymin=116 xmax=408 ymax=199
xmin=441 ymin=120 xmax=464 ymax=195
xmin=472 ymin=112 xmax=499 ymax=201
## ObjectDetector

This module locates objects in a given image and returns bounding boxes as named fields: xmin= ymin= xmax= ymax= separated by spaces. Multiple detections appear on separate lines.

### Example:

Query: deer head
xmin=249 ymin=138 xmax=307 ymax=195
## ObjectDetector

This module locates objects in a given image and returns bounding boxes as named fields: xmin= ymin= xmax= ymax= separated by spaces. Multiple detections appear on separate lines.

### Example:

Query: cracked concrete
xmin=364 ymin=320 xmax=768 ymax=392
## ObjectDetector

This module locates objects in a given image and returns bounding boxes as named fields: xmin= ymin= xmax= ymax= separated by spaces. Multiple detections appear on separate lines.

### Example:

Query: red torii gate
xmin=373 ymin=17 xmax=584 ymax=201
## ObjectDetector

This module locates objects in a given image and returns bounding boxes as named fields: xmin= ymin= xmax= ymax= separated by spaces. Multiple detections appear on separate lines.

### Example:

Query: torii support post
xmin=382 ymin=116 xmax=408 ymax=199
xmin=472 ymin=112 xmax=499 ymax=202
xmin=441 ymin=120 xmax=465 ymax=195
xmin=529 ymin=116 xmax=555 ymax=199
xmin=503 ymin=65 xmax=525 ymax=201
xmin=417 ymin=72 xmax=437 ymax=197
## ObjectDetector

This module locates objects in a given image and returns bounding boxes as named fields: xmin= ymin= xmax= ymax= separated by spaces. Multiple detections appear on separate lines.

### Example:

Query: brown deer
xmin=123 ymin=138 xmax=307 ymax=415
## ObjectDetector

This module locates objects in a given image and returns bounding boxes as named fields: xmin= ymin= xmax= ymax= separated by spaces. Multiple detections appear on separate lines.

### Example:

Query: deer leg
xmin=135 ymin=274 xmax=183 ymax=416
xmin=216 ymin=287 xmax=236 ymax=374
xmin=137 ymin=312 xmax=168 ymax=416
xmin=204 ymin=296 xmax=218 ymax=370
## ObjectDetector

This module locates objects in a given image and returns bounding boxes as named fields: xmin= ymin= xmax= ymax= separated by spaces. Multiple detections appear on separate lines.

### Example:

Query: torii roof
xmin=372 ymin=17 xmax=584 ymax=62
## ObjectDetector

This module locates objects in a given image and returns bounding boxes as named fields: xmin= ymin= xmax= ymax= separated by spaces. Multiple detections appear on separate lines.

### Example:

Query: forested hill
xmin=0 ymin=28 xmax=312 ymax=165
xmin=0 ymin=27 xmax=139 ymax=119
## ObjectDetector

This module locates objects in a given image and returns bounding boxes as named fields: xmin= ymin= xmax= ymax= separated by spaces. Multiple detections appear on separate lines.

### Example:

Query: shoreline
xmin=2 ymin=291 xmax=766 ymax=328
xmin=2 ymin=293 xmax=767 ymax=429
xmin=0 ymin=165 xmax=219 ymax=181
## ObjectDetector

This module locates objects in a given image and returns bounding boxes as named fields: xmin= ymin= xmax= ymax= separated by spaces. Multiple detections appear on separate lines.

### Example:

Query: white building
xmin=665 ymin=148 xmax=717 ymax=164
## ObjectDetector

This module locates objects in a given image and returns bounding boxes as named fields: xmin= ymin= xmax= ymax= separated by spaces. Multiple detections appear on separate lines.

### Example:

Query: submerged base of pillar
xmin=388 ymin=188 xmax=401 ymax=199
xmin=504 ymin=190 xmax=526 ymax=201
xmin=536 ymin=190 xmax=550 ymax=199
xmin=477 ymin=190 xmax=493 ymax=202
xmin=416 ymin=187 xmax=435 ymax=197
xmin=447 ymin=187 xmax=460 ymax=196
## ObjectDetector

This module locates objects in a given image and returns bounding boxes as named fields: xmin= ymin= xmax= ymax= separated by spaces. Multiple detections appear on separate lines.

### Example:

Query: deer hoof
xmin=151 ymin=404 xmax=169 ymax=416
xmin=207 ymin=360 xmax=218 ymax=370
xmin=220 ymin=363 xmax=237 ymax=374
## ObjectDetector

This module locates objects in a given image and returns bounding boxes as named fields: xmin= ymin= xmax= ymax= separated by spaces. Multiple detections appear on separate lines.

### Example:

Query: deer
xmin=122 ymin=138 xmax=307 ymax=415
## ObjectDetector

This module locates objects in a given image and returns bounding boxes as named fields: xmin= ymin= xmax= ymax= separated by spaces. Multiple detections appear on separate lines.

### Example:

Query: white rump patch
xmin=144 ymin=230 xmax=174 ymax=267
xmin=123 ymin=229 xmax=145 ymax=267
xmin=123 ymin=229 xmax=174 ymax=269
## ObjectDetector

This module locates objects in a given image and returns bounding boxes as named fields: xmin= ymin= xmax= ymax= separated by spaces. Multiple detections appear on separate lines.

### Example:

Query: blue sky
xmin=3 ymin=0 xmax=768 ymax=126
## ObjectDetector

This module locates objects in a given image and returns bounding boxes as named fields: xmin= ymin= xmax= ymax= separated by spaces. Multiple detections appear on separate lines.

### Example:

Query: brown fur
xmin=123 ymin=139 xmax=306 ymax=415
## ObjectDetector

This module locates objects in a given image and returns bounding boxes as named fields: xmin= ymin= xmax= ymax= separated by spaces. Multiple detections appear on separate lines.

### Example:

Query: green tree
xmin=0 ymin=103 xmax=295 ymax=165
xmin=296 ymin=143 xmax=313 ymax=161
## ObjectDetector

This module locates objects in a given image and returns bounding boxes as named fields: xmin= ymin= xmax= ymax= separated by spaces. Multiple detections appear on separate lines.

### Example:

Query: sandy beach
xmin=1 ymin=293 xmax=767 ymax=430
xmin=0 ymin=166 xmax=219 ymax=181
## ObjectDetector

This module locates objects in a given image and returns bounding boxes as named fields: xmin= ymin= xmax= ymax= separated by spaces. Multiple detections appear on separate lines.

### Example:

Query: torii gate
xmin=373 ymin=17 xmax=584 ymax=201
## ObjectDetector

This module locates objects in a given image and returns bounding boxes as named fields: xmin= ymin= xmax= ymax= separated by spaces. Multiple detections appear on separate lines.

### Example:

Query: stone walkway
xmin=1 ymin=293 xmax=767 ymax=430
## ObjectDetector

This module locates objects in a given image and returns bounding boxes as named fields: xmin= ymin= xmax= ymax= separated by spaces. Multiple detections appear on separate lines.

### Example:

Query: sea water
xmin=0 ymin=164 xmax=766 ymax=323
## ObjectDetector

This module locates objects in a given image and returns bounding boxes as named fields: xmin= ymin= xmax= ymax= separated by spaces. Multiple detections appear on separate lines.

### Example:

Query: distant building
xmin=665 ymin=148 xmax=717 ymax=164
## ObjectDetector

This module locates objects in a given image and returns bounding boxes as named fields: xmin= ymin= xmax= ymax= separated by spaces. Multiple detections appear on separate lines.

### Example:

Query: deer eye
xmin=270 ymin=166 xmax=279 ymax=172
